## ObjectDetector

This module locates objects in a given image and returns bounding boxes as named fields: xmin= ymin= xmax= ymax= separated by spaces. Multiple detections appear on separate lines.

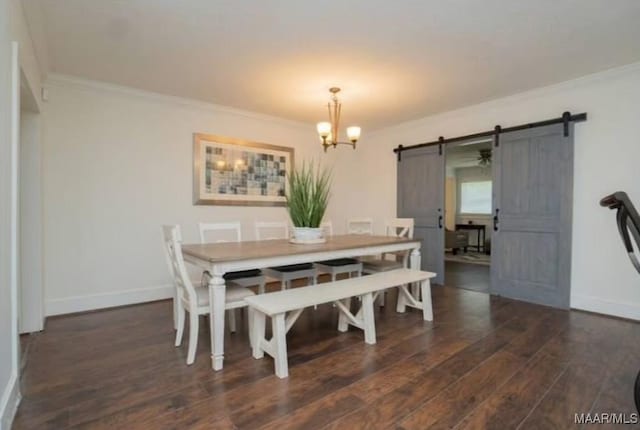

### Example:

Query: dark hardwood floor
xmin=445 ymin=261 xmax=490 ymax=293
xmin=13 ymin=283 xmax=640 ymax=429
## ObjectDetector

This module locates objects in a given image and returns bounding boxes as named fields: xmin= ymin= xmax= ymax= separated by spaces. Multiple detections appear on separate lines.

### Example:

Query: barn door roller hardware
xmin=494 ymin=125 xmax=502 ymax=147
xmin=395 ymin=111 xmax=586 ymax=161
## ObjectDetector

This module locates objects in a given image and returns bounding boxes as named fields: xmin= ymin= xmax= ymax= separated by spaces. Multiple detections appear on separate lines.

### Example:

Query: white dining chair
xmin=361 ymin=218 xmax=415 ymax=306
xmin=347 ymin=218 xmax=374 ymax=235
xmin=162 ymin=225 xmax=255 ymax=365
xmin=314 ymin=221 xmax=363 ymax=281
xmin=163 ymin=230 xmax=204 ymax=331
xmin=254 ymin=221 xmax=317 ymax=290
xmin=198 ymin=222 xmax=266 ymax=295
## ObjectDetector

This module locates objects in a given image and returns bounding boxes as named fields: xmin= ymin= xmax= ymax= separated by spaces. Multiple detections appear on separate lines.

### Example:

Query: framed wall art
xmin=193 ymin=133 xmax=294 ymax=206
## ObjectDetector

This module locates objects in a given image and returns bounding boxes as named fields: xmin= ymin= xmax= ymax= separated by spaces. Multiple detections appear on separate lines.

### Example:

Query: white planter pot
xmin=291 ymin=227 xmax=325 ymax=244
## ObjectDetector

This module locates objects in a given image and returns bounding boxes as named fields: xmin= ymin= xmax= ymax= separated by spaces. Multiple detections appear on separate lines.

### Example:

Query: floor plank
xmin=445 ymin=261 xmax=490 ymax=293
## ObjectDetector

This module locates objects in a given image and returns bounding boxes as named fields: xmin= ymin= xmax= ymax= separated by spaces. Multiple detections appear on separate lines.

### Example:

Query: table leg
xmin=410 ymin=246 xmax=421 ymax=270
xmin=251 ymin=309 xmax=265 ymax=359
xmin=208 ymin=271 xmax=226 ymax=371
xmin=410 ymin=247 xmax=421 ymax=298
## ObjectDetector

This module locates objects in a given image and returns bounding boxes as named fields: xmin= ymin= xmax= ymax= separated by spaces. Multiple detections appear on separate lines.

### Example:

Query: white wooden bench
xmin=244 ymin=268 xmax=436 ymax=378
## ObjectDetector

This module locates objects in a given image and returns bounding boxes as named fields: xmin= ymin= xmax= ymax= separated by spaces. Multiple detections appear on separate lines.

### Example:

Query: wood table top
xmin=181 ymin=234 xmax=420 ymax=263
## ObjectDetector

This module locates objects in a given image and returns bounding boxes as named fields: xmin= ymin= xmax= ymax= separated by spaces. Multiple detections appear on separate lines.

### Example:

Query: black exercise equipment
xmin=600 ymin=191 xmax=640 ymax=412
xmin=600 ymin=192 xmax=640 ymax=274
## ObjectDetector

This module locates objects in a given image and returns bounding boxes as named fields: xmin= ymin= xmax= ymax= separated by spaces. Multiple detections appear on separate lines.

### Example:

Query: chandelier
xmin=316 ymin=87 xmax=361 ymax=152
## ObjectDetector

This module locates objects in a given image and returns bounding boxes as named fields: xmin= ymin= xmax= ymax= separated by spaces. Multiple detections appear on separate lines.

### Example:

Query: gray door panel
xmin=491 ymin=123 xmax=573 ymax=308
xmin=397 ymin=145 xmax=445 ymax=284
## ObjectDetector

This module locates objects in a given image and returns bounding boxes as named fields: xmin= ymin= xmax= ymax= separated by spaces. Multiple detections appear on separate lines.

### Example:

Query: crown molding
xmin=370 ymin=60 xmax=640 ymax=137
xmin=44 ymin=73 xmax=313 ymax=130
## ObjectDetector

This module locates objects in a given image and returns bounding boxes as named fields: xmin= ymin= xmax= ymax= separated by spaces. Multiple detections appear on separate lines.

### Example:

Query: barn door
xmin=397 ymin=145 xmax=445 ymax=284
xmin=491 ymin=123 xmax=574 ymax=308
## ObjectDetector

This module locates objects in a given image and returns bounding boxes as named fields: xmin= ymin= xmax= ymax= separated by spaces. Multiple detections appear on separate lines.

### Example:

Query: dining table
xmin=181 ymin=234 xmax=422 ymax=371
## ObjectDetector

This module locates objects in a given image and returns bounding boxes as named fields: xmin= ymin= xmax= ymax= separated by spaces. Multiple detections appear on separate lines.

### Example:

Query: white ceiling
xmin=23 ymin=0 xmax=640 ymax=129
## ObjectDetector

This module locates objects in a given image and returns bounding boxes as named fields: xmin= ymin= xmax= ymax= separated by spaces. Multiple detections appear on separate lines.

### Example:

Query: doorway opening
xmin=444 ymin=139 xmax=492 ymax=293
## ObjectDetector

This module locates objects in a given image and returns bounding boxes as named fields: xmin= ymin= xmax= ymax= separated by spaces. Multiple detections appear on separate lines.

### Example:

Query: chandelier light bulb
xmin=316 ymin=122 xmax=331 ymax=139
xmin=347 ymin=126 xmax=361 ymax=143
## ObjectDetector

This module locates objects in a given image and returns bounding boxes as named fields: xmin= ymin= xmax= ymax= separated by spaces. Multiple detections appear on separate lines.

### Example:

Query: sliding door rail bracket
xmin=494 ymin=125 xmax=502 ymax=147
xmin=562 ymin=111 xmax=571 ymax=137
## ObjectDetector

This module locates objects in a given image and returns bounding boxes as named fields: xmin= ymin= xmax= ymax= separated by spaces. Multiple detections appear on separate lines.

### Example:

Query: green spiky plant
xmin=285 ymin=162 xmax=332 ymax=228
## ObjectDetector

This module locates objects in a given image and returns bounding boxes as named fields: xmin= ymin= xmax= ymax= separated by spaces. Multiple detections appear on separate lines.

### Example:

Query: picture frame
xmin=193 ymin=133 xmax=295 ymax=206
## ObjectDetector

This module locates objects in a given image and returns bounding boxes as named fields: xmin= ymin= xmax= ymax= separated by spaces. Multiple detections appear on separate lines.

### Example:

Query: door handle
xmin=493 ymin=208 xmax=500 ymax=231
xmin=438 ymin=215 xmax=443 ymax=229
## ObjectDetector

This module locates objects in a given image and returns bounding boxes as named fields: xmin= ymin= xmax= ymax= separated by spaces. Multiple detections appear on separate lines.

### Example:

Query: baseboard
xmin=571 ymin=294 xmax=640 ymax=321
xmin=0 ymin=372 xmax=21 ymax=430
xmin=45 ymin=284 xmax=174 ymax=316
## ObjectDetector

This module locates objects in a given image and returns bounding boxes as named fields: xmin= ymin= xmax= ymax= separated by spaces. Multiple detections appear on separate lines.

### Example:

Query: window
xmin=460 ymin=181 xmax=492 ymax=214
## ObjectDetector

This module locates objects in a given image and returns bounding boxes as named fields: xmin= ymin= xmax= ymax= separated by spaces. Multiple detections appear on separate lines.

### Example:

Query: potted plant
xmin=286 ymin=162 xmax=332 ymax=243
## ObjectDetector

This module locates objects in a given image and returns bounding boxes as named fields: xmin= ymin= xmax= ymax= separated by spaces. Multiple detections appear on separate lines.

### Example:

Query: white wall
xmin=19 ymin=110 xmax=44 ymax=333
xmin=342 ymin=62 xmax=640 ymax=320
xmin=41 ymin=75 xmax=354 ymax=315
